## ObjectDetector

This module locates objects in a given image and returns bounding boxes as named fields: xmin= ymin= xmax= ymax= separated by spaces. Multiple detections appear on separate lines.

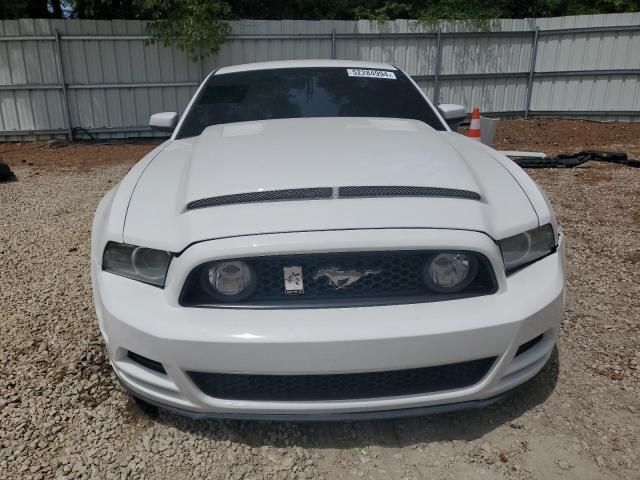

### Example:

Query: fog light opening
xmin=515 ymin=334 xmax=544 ymax=357
xmin=127 ymin=351 xmax=167 ymax=374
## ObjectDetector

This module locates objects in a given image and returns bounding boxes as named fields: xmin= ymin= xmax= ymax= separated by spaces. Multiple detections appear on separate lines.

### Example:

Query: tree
xmin=3 ymin=0 xmax=640 ymax=22
xmin=141 ymin=0 xmax=232 ymax=61
xmin=69 ymin=0 xmax=148 ymax=19
xmin=50 ymin=0 xmax=63 ymax=18
xmin=0 ymin=0 xmax=49 ymax=18
xmin=229 ymin=0 xmax=365 ymax=20
xmin=344 ymin=1 xmax=502 ymax=30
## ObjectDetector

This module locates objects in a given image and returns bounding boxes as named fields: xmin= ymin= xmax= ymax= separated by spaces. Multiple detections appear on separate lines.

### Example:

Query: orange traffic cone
xmin=468 ymin=107 xmax=481 ymax=140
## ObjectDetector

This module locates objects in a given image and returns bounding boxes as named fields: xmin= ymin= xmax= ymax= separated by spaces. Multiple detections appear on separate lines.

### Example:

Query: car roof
xmin=214 ymin=59 xmax=398 ymax=75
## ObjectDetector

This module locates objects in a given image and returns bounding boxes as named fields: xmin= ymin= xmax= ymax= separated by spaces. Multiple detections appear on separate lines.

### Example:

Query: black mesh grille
xmin=186 ymin=188 xmax=333 ymax=210
xmin=253 ymin=251 xmax=425 ymax=300
xmin=338 ymin=186 xmax=481 ymax=201
xmin=186 ymin=186 xmax=481 ymax=210
xmin=180 ymin=250 xmax=497 ymax=308
xmin=189 ymin=358 xmax=496 ymax=401
xmin=515 ymin=334 xmax=544 ymax=356
xmin=127 ymin=351 xmax=166 ymax=374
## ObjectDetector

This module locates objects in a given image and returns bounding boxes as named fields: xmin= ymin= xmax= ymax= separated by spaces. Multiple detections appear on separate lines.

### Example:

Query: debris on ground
xmin=0 ymin=161 xmax=17 ymax=182
xmin=504 ymin=150 xmax=640 ymax=168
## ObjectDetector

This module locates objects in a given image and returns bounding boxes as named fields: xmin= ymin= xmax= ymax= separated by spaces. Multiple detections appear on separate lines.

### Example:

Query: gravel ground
xmin=1 ymin=120 xmax=639 ymax=479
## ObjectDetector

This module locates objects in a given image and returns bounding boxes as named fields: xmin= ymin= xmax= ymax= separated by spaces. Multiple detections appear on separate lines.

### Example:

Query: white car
xmin=91 ymin=60 xmax=565 ymax=420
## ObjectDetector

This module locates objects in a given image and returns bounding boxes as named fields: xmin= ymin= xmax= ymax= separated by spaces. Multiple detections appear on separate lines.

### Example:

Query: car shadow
xmin=150 ymin=347 xmax=560 ymax=449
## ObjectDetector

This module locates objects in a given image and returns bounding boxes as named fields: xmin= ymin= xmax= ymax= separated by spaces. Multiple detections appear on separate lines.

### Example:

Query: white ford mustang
xmin=91 ymin=60 xmax=565 ymax=420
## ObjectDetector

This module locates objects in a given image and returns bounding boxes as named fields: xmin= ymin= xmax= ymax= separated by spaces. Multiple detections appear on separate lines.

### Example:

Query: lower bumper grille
xmin=127 ymin=351 xmax=166 ymax=374
xmin=188 ymin=358 xmax=496 ymax=401
xmin=515 ymin=333 xmax=544 ymax=356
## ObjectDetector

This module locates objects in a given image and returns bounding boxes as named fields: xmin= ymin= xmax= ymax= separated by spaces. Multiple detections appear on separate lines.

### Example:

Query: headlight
xmin=200 ymin=260 xmax=257 ymax=301
xmin=499 ymin=224 xmax=556 ymax=274
xmin=102 ymin=242 xmax=172 ymax=287
xmin=423 ymin=253 xmax=479 ymax=293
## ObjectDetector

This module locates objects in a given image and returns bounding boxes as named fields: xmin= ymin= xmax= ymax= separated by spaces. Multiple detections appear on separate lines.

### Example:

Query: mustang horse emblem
xmin=313 ymin=267 xmax=382 ymax=289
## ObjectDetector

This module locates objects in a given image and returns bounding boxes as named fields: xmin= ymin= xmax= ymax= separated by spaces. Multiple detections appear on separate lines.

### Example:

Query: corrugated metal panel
xmin=437 ymin=28 xmax=531 ymax=109
xmin=1 ymin=13 xmax=639 ymax=140
xmin=0 ymin=19 xmax=64 ymax=134
xmin=530 ymin=13 xmax=640 ymax=113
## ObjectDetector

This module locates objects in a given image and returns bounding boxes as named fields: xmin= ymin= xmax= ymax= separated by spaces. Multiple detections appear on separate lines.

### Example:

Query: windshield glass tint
xmin=177 ymin=67 xmax=444 ymax=138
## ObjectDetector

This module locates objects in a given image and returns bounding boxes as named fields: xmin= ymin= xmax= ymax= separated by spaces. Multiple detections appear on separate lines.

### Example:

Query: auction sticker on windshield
xmin=347 ymin=69 xmax=396 ymax=79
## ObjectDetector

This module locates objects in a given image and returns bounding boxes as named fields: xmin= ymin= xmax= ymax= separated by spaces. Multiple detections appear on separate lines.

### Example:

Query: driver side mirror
xmin=149 ymin=112 xmax=179 ymax=133
xmin=437 ymin=104 xmax=466 ymax=132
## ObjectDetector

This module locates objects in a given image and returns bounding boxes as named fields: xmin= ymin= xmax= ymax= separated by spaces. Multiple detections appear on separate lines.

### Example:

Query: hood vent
xmin=186 ymin=186 xmax=480 ymax=210
xmin=338 ymin=186 xmax=481 ymax=201
xmin=187 ymin=187 xmax=333 ymax=210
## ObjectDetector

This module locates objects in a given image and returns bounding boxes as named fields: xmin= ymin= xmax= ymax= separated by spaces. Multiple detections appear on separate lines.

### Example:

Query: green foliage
xmin=52 ymin=0 xmax=640 ymax=51
xmin=3 ymin=0 xmax=640 ymax=24
xmin=228 ymin=0 xmax=640 ymax=21
xmin=352 ymin=0 xmax=640 ymax=21
xmin=69 ymin=0 xmax=148 ymax=19
xmin=0 ymin=0 xmax=51 ymax=18
xmin=141 ymin=0 xmax=232 ymax=61
xmin=352 ymin=0 xmax=501 ymax=29
xmin=353 ymin=2 xmax=416 ymax=21
xmin=0 ymin=0 xmax=23 ymax=19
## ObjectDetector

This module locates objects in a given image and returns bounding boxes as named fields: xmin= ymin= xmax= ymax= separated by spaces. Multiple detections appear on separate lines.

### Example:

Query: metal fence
xmin=1 ymin=13 xmax=639 ymax=140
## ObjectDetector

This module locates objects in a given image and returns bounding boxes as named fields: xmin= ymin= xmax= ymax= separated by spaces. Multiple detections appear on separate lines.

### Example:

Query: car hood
xmin=124 ymin=117 xmax=539 ymax=252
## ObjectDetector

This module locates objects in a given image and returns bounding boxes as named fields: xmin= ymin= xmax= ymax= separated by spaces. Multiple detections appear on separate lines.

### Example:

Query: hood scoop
xmin=186 ymin=186 xmax=481 ymax=211
xmin=338 ymin=186 xmax=481 ymax=200
xmin=187 ymin=187 xmax=334 ymax=210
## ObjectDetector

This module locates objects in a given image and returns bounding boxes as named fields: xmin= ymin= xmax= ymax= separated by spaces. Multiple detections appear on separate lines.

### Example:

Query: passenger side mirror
xmin=437 ymin=104 xmax=466 ymax=132
xmin=149 ymin=112 xmax=179 ymax=133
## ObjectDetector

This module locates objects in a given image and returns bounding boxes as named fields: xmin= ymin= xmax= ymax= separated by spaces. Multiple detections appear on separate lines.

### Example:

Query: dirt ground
xmin=2 ymin=119 xmax=640 ymax=172
xmin=1 ymin=119 xmax=639 ymax=480
xmin=492 ymin=118 xmax=640 ymax=158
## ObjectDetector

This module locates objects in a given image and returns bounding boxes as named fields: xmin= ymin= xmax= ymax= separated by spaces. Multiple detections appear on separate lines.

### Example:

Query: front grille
xmin=189 ymin=357 xmax=496 ymax=401
xmin=180 ymin=250 xmax=497 ymax=308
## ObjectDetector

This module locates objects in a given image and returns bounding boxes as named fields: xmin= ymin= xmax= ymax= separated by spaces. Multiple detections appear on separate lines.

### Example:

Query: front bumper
xmin=92 ymin=229 xmax=565 ymax=418
xmin=116 ymin=375 xmax=519 ymax=420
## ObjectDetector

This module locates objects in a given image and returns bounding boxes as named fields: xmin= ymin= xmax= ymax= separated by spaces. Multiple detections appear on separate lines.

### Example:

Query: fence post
xmin=433 ymin=27 xmax=442 ymax=104
xmin=331 ymin=29 xmax=336 ymax=59
xmin=54 ymin=29 xmax=73 ymax=141
xmin=524 ymin=27 xmax=540 ymax=119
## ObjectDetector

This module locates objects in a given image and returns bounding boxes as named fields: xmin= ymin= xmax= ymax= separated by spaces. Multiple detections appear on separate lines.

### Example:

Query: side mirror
xmin=149 ymin=112 xmax=179 ymax=133
xmin=437 ymin=104 xmax=466 ymax=132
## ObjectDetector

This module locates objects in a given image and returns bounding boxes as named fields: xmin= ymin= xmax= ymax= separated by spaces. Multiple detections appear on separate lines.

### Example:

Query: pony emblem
xmin=313 ymin=267 xmax=382 ymax=289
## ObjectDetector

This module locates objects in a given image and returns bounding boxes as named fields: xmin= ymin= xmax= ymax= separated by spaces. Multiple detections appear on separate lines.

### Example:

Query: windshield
xmin=176 ymin=67 xmax=445 ymax=138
